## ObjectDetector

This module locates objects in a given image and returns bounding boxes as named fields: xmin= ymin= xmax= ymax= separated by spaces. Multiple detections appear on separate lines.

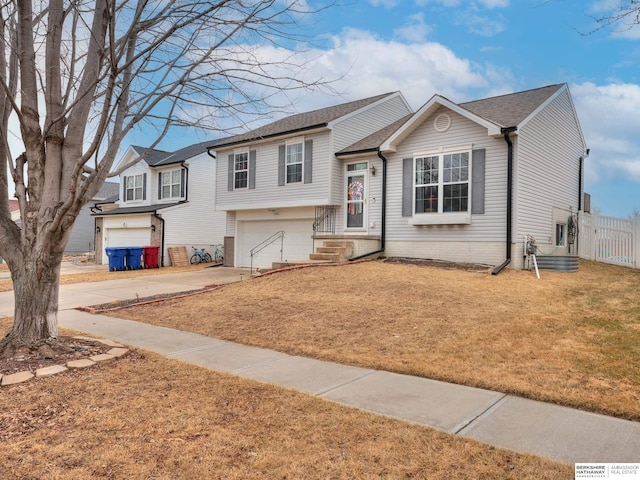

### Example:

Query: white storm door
xmin=345 ymin=162 xmax=368 ymax=230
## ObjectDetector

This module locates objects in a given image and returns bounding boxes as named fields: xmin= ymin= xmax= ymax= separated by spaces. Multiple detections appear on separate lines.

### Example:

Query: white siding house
xmin=214 ymin=84 xmax=587 ymax=271
xmin=93 ymin=142 xmax=226 ymax=266
xmin=336 ymin=83 xmax=587 ymax=271
xmin=214 ymin=92 xmax=413 ymax=269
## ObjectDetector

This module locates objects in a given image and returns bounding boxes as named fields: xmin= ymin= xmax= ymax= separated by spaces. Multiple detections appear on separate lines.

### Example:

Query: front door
xmin=346 ymin=162 xmax=367 ymax=230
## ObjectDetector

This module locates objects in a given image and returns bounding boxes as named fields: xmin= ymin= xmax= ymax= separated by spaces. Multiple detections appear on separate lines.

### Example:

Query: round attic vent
xmin=434 ymin=113 xmax=451 ymax=133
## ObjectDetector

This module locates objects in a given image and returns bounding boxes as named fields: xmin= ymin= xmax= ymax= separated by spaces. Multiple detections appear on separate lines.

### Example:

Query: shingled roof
xmin=131 ymin=140 xmax=217 ymax=167
xmin=459 ymin=83 xmax=564 ymax=128
xmin=336 ymin=114 xmax=413 ymax=156
xmin=211 ymin=92 xmax=400 ymax=149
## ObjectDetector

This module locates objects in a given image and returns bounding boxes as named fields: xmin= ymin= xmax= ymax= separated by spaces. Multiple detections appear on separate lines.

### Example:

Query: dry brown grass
xmin=0 ymin=263 xmax=208 ymax=292
xmin=110 ymin=259 xmax=640 ymax=421
xmin=0 ymin=333 xmax=571 ymax=479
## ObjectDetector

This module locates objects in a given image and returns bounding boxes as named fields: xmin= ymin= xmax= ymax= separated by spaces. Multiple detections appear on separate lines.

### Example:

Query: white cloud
xmin=299 ymin=28 xmax=494 ymax=109
xmin=416 ymin=0 xmax=508 ymax=8
xmin=369 ymin=0 xmax=400 ymax=7
xmin=587 ymin=0 xmax=640 ymax=39
xmin=394 ymin=12 xmax=431 ymax=42
xmin=455 ymin=11 xmax=505 ymax=37
xmin=571 ymin=82 xmax=640 ymax=183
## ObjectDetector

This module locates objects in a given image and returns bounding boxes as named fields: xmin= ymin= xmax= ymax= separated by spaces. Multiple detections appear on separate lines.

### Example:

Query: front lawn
xmin=111 ymin=259 xmax=640 ymax=421
xmin=0 ymin=330 xmax=571 ymax=479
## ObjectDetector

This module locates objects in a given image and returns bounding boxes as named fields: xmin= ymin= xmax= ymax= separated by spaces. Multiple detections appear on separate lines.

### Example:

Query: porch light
xmin=370 ymin=164 xmax=376 ymax=176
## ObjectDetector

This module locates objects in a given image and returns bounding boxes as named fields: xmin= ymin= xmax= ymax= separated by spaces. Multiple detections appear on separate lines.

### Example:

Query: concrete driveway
xmin=0 ymin=265 xmax=250 ymax=319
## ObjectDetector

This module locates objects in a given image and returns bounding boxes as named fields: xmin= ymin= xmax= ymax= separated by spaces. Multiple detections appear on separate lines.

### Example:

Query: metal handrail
xmin=250 ymin=230 xmax=284 ymax=274
xmin=313 ymin=206 xmax=336 ymax=235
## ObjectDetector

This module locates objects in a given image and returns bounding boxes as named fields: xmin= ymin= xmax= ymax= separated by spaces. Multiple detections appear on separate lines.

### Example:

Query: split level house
xmin=214 ymin=83 xmax=587 ymax=271
xmin=92 ymin=142 xmax=226 ymax=267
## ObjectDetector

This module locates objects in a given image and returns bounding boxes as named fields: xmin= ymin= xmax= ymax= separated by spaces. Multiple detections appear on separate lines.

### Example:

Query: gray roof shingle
xmin=336 ymin=114 xmax=413 ymax=156
xmin=459 ymin=83 xmax=564 ymax=128
xmin=211 ymin=92 xmax=399 ymax=149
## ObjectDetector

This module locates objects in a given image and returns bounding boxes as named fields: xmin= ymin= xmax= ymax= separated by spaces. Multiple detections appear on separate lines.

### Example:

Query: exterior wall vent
xmin=434 ymin=113 xmax=451 ymax=133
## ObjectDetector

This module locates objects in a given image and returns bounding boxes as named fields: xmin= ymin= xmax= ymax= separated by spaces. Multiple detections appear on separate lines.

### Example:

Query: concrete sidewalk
xmin=5 ymin=267 xmax=640 ymax=465
xmin=57 ymin=309 xmax=640 ymax=466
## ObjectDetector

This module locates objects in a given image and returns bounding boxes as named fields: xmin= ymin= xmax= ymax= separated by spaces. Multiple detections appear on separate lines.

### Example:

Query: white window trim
xmin=411 ymin=145 xmax=472 ymax=225
xmin=125 ymin=174 xmax=144 ymax=202
xmin=160 ymin=169 xmax=183 ymax=200
xmin=234 ymin=151 xmax=249 ymax=190
xmin=285 ymin=137 xmax=304 ymax=184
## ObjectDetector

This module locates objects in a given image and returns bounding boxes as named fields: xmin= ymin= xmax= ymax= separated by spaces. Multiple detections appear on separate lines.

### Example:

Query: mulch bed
xmin=383 ymin=257 xmax=492 ymax=272
xmin=0 ymin=336 xmax=113 ymax=376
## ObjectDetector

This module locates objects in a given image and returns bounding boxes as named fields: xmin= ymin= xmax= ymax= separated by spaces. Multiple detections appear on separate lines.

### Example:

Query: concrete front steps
xmin=266 ymin=241 xmax=355 ymax=272
xmin=309 ymin=241 xmax=354 ymax=263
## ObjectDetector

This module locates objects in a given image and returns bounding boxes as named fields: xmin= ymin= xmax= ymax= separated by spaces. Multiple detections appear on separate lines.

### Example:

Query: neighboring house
xmin=65 ymin=181 xmax=120 ymax=254
xmin=0 ymin=200 xmax=20 ymax=263
xmin=9 ymin=199 xmax=20 ymax=223
xmin=216 ymin=84 xmax=587 ymax=271
xmin=213 ymin=92 xmax=414 ymax=269
xmin=92 ymin=141 xmax=226 ymax=266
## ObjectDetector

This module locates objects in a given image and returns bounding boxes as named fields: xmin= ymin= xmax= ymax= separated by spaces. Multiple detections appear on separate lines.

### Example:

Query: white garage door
xmin=102 ymin=228 xmax=151 ymax=264
xmin=238 ymin=219 xmax=313 ymax=268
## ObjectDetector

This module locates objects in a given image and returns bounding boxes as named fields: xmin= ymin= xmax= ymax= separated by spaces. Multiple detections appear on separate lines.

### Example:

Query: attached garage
xmin=100 ymin=215 xmax=152 ymax=264
xmin=237 ymin=217 xmax=314 ymax=268
xmin=105 ymin=227 xmax=150 ymax=248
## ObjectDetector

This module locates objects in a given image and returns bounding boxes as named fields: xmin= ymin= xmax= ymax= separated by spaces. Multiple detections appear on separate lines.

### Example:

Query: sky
xmin=6 ymin=0 xmax=637 ymax=218
xmin=151 ymin=0 xmax=640 ymax=218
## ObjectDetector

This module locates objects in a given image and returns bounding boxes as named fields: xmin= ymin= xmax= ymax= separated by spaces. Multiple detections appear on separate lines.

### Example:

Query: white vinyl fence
xmin=579 ymin=212 xmax=640 ymax=269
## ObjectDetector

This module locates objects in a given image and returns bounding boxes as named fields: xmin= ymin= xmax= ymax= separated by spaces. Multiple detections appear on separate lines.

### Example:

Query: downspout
xmin=492 ymin=126 xmax=517 ymax=275
xmin=181 ymin=161 xmax=189 ymax=201
xmin=349 ymin=149 xmax=387 ymax=261
xmin=578 ymin=149 xmax=589 ymax=211
xmin=576 ymin=149 xmax=589 ymax=255
xmin=153 ymin=212 xmax=166 ymax=267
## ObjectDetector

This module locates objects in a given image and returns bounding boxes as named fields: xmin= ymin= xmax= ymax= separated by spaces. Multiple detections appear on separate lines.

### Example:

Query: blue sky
xmin=149 ymin=0 xmax=639 ymax=217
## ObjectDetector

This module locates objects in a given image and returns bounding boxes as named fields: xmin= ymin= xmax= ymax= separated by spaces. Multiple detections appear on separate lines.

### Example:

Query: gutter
xmin=349 ymin=149 xmax=387 ymax=261
xmin=208 ymin=124 xmax=329 ymax=151
xmin=492 ymin=126 xmax=517 ymax=275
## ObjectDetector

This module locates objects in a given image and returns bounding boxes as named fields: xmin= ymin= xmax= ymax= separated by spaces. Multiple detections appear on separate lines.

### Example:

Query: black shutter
xmin=249 ymin=150 xmax=256 ymax=189
xmin=303 ymin=139 xmax=313 ymax=184
xmin=142 ymin=173 xmax=147 ymax=200
xmin=123 ymin=176 xmax=127 ymax=202
xmin=402 ymin=158 xmax=413 ymax=217
xmin=278 ymin=145 xmax=286 ymax=186
xmin=181 ymin=168 xmax=186 ymax=198
xmin=158 ymin=173 xmax=162 ymax=200
xmin=227 ymin=154 xmax=234 ymax=191
xmin=471 ymin=149 xmax=485 ymax=214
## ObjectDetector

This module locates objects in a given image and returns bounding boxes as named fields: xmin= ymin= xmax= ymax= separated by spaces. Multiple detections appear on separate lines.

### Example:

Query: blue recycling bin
xmin=125 ymin=246 xmax=144 ymax=270
xmin=105 ymin=247 xmax=127 ymax=271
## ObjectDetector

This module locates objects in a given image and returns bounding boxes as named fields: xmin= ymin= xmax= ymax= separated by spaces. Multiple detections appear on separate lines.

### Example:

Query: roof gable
xmin=131 ymin=145 xmax=171 ymax=166
xmin=212 ymin=92 xmax=401 ymax=149
xmin=459 ymin=84 xmax=565 ymax=128
xmin=336 ymin=114 xmax=413 ymax=156
xmin=381 ymin=84 xmax=567 ymax=152
xmin=151 ymin=140 xmax=214 ymax=167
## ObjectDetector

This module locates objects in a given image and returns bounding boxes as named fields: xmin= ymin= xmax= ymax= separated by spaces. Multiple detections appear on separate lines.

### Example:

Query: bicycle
xmin=212 ymin=244 xmax=224 ymax=263
xmin=190 ymin=246 xmax=212 ymax=264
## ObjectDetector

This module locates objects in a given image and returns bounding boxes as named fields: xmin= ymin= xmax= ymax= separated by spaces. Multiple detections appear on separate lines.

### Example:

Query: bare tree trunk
xmin=0 ymin=240 xmax=64 ymax=357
